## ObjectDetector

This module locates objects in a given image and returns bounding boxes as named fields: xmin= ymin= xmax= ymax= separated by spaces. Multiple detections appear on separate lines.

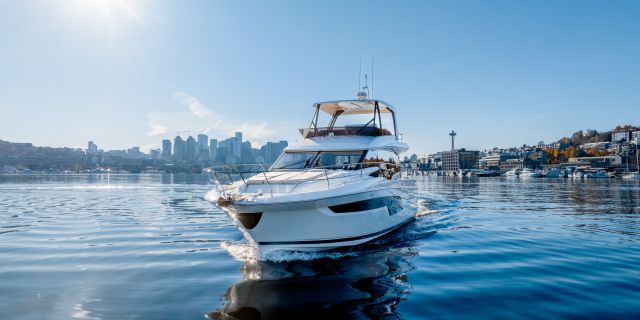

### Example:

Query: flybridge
xmin=300 ymin=99 xmax=399 ymax=139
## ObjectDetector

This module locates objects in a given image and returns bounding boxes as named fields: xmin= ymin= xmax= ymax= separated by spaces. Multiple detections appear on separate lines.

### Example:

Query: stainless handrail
xmin=205 ymin=161 xmax=400 ymax=196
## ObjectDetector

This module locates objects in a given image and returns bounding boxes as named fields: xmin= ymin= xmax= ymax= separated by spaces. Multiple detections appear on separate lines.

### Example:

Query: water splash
xmin=220 ymin=241 xmax=357 ymax=263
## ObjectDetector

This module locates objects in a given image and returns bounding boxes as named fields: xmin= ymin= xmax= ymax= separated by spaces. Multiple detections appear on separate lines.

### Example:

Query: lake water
xmin=1 ymin=174 xmax=639 ymax=319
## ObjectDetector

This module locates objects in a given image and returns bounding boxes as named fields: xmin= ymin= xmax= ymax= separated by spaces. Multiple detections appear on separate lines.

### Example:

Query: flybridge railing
xmin=206 ymin=162 xmax=400 ymax=198
xmin=299 ymin=126 xmax=393 ymax=139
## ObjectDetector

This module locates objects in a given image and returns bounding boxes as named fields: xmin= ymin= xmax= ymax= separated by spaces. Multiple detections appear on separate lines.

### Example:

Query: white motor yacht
xmin=571 ymin=170 xmax=586 ymax=179
xmin=544 ymin=168 xmax=562 ymax=178
xmin=505 ymin=168 xmax=521 ymax=177
xmin=586 ymin=170 xmax=609 ymax=179
xmin=206 ymin=97 xmax=417 ymax=253
xmin=520 ymin=168 xmax=543 ymax=178
xmin=622 ymin=172 xmax=640 ymax=180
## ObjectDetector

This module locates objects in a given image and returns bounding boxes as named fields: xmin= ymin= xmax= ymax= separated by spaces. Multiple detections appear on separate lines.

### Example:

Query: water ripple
xmin=1 ymin=174 xmax=639 ymax=319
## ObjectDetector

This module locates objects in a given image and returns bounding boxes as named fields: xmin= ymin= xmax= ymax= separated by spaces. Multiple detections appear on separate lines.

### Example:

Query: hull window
xmin=329 ymin=196 xmax=402 ymax=215
xmin=236 ymin=212 xmax=262 ymax=229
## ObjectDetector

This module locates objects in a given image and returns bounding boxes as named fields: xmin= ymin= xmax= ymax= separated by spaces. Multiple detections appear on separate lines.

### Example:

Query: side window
xmin=363 ymin=150 xmax=400 ymax=178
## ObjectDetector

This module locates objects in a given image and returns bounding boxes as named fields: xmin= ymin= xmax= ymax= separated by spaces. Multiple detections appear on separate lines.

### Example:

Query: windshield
xmin=271 ymin=151 xmax=366 ymax=170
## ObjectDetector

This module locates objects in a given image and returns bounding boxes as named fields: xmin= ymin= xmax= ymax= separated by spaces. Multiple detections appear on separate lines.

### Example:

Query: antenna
xmin=364 ymin=74 xmax=369 ymax=97
xmin=358 ymin=57 xmax=362 ymax=93
xmin=371 ymin=56 xmax=374 ymax=99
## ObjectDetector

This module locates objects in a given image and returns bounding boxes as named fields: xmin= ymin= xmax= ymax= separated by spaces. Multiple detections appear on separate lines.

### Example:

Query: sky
xmin=0 ymin=0 xmax=639 ymax=156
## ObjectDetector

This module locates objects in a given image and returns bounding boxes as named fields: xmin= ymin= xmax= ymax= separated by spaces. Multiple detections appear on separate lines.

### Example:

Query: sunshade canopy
xmin=313 ymin=99 xmax=396 ymax=116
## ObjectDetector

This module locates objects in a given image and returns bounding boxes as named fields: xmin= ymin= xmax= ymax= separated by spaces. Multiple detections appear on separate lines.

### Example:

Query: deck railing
xmin=299 ymin=126 xmax=392 ymax=138
xmin=206 ymin=161 xmax=400 ymax=198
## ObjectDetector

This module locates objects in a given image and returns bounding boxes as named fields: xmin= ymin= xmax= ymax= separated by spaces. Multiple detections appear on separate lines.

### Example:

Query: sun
xmin=65 ymin=0 xmax=142 ymax=35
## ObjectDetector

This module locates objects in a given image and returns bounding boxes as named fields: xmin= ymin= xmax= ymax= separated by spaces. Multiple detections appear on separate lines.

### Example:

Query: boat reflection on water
xmin=207 ymin=224 xmax=436 ymax=320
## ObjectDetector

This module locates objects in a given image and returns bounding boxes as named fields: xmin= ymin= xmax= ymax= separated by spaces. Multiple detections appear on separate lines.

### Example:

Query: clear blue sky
xmin=1 ymin=0 xmax=639 ymax=155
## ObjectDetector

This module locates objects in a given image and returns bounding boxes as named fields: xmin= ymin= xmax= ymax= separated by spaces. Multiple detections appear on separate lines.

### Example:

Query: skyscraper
xmin=197 ymin=134 xmax=209 ymax=161
xmin=86 ymin=141 xmax=98 ymax=155
xmin=232 ymin=132 xmax=242 ymax=159
xmin=209 ymin=139 xmax=218 ymax=163
xmin=173 ymin=136 xmax=185 ymax=161
xmin=197 ymin=134 xmax=208 ymax=148
xmin=261 ymin=140 xmax=288 ymax=164
xmin=186 ymin=136 xmax=197 ymax=161
xmin=162 ymin=139 xmax=172 ymax=159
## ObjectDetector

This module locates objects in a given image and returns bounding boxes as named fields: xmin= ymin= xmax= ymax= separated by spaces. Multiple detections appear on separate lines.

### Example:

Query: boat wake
xmin=221 ymin=241 xmax=357 ymax=263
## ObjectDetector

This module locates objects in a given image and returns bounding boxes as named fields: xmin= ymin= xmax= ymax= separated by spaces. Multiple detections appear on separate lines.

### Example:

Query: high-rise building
xmin=217 ymin=139 xmax=230 ymax=163
xmin=231 ymin=133 xmax=242 ymax=159
xmin=197 ymin=134 xmax=208 ymax=148
xmin=209 ymin=139 xmax=218 ymax=163
xmin=162 ymin=139 xmax=172 ymax=159
xmin=197 ymin=134 xmax=209 ymax=160
xmin=86 ymin=141 xmax=98 ymax=155
xmin=261 ymin=140 xmax=288 ymax=164
xmin=173 ymin=136 xmax=185 ymax=161
xmin=186 ymin=136 xmax=197 ymax=161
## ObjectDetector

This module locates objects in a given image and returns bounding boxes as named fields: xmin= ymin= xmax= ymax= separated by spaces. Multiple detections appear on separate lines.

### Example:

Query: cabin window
xmin=271 ymin=151 xmax=365 ymax=170
xmin=316 ymin=151 xmax=365 ymax=169
xmin=362 ymin=149 xmax=400 ymax=178
xmin=329 ymin=196 xmax=403 ymax=215
xmin=271 ymin=152 xmax=318 ymax=169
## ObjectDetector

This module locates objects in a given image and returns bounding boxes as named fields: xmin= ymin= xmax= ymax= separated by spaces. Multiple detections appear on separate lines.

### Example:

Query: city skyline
xmin=1 ymin=1 xmax=639 ymax=155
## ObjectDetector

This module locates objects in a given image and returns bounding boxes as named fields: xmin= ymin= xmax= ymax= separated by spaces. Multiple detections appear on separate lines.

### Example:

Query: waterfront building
xmin=186 ymin=136 xmax=197 ymax=161
xmin=209 ymin=139 xmax=218 ymax=163
xmin=479 ymin=154 xmax=502 ymax=169
xmin=439 ymin=149 xmax=480 ymax=171
xmin=567 ymin=155 xmax=622 ymax=168
xmin=500 ymin=158 xmax=524 ymax=171
xmin=162 ymin=140 xmax=172 ymax=159
xmin=173 ymin=136 xmax=185 ymax=161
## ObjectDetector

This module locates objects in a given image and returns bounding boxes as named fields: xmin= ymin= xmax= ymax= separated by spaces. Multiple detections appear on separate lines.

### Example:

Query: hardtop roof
xmin=313 ymin=99 xmax=396 ymax=116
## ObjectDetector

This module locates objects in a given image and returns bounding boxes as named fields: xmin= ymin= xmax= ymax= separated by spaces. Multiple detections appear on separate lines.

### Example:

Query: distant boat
xmin=544 ymin=168 xmax=561 ymax=178
xmin=476 ymin=169 xmax=500 ymax=177
xmin=520 ymin=168 xmax=543 ymax=178
xmin=622 ymin=172 xmax=639 ymax=180
xmin=586 ymin=170 xmax=609 ymax=179
xmin=505 ymin=168 xmax=521 ymax=177
xmin=571 ymin=170 xmax=586 ymax=179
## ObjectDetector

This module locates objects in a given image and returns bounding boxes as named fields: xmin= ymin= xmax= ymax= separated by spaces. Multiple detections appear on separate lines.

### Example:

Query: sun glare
xmin=66 ymin=0 xmax=142 ymax=35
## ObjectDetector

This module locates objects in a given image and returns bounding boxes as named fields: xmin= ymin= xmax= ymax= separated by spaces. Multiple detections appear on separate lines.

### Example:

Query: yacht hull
xmin=216 ymin=187 xmax=417 ymax=253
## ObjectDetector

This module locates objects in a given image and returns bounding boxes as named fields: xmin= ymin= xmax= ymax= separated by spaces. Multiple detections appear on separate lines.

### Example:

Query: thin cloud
xmin=141 ymin=89 xmax=292 ymax=150
xmin=173 ymin=90 xmax=214 ymax=118
xmin=146 ymin=119 xmax=168 ymax=136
